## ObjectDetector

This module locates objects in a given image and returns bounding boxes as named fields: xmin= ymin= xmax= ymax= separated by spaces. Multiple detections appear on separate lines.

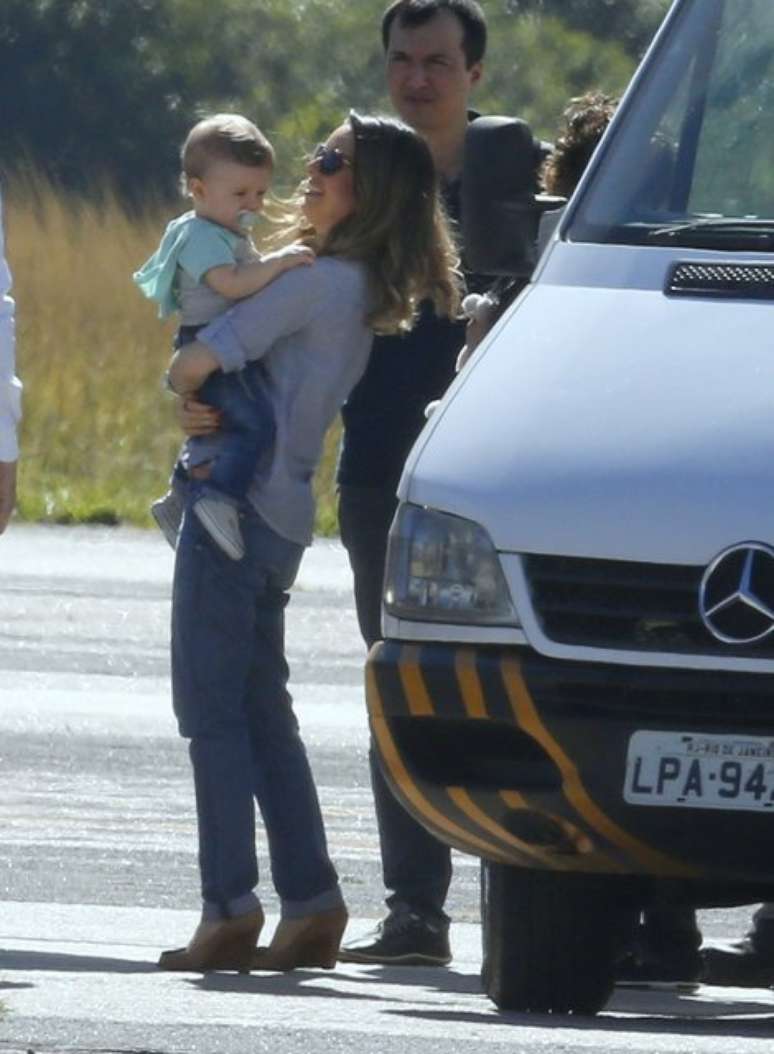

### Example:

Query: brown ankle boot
xmin=158 ymin=906 xmax=264 ymax=973
xmin=252 ymin=905 xmax=348 ymax=971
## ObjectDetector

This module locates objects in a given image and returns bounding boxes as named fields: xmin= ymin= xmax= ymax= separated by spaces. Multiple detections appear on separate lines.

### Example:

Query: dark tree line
xmin=506 ymin=0 xmax=668 ymax=55
xmin=2 ymin=0 xmax=260 ymax=202
xmin=1 ymin=0 xmax=670 ymax=205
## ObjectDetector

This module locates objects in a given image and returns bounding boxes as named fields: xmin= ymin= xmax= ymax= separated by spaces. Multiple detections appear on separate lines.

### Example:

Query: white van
xmin=365 ymin=0 xmax=774 ymax=1016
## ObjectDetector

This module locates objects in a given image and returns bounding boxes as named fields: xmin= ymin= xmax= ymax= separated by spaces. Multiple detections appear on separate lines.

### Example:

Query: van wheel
xmin=480 ymin=862 xmax=637 ymax=1015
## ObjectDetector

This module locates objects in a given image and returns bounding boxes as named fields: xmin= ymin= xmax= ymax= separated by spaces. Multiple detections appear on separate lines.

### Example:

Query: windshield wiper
xmin=647 ymin=217 xmax=774 ymax=248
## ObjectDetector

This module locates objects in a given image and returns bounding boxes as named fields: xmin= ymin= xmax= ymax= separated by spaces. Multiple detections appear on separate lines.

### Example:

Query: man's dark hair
xmin=382 ymin=0 xmax=487 ymax=68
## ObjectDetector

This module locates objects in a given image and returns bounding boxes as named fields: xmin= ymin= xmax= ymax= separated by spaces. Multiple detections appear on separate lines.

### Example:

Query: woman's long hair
xmin=295 ymin=113 xmax=461 ymax=335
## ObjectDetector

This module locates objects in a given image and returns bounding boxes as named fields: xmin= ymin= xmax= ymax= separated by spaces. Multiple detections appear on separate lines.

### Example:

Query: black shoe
xmin=337 ymin=907 xmax=451 ymax=966
xmin=701 ymin=938 xmax=774 ymax=988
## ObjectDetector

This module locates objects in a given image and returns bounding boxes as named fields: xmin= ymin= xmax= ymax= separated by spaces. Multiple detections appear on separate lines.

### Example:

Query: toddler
xmin=134 ymin=113 xmax=314 ymax=559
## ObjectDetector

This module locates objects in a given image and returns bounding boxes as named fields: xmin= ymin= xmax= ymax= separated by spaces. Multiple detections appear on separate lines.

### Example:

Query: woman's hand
xmin=177 ymin=397 xmax=221 ymax=438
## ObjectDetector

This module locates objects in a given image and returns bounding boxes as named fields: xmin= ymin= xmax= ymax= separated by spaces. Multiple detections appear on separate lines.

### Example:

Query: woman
xmin=160 ymin=111 xmax=460 ymax=973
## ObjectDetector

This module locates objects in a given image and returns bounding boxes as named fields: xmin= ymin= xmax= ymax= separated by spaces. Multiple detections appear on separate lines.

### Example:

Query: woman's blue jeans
xmin=171 ymin=502 xmax=343 ymax=921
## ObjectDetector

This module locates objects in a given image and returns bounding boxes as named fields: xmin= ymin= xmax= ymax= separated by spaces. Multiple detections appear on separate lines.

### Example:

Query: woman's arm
xmin=169 ymin=263 xmax=327 ymax=393
xmin=195 ymin=263 xmax=324 ymax=375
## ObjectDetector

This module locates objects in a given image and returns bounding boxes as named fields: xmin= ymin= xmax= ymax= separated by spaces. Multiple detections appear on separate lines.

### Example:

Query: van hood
xmin=403 ymin=283 xmax=774 ymax=566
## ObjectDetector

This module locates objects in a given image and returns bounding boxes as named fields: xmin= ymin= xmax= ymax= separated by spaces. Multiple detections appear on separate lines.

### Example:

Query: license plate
xmin=624 ymin=730 xmax=774 ymax=812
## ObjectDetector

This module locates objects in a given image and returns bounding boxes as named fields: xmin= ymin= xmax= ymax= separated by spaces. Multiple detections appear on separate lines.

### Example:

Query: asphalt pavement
xmin=1 ymin=525 xmax=774 ymax=1054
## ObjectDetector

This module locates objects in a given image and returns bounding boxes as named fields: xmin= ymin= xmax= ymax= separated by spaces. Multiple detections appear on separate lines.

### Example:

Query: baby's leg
xmin=189 ymin=365 xmax=275 ymax=560
xmin=196 ymin=365 xmax=275 ymax=499
xmin=151 ymin=325 xmax=203 ymax=549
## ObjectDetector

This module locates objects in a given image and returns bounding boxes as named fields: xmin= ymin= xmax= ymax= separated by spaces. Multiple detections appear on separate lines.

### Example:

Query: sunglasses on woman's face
xmin=310 ymin=144 xmax=353 ymax=175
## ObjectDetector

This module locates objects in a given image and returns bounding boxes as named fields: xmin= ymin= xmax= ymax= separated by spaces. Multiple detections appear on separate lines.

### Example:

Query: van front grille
xmin=523 ymin=554 xmax=774 ymax=659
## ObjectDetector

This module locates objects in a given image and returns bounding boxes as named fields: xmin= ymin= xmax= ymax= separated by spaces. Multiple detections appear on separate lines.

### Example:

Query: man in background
xmin=701 ymin=908 xmax=774 ymax=988
xmin=337 ymin=0 xmax=543 ymax=967
xmin=0 ymin=189 xmax=21 ymax=533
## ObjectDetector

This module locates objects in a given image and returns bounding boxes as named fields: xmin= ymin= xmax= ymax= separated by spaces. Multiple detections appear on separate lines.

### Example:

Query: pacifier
xmin=238 ymin=210 xmax=259 ymax=231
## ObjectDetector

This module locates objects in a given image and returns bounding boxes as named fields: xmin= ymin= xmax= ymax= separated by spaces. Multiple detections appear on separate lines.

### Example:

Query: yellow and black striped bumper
xmin=366 ymin=640 xmax=774 ymax=881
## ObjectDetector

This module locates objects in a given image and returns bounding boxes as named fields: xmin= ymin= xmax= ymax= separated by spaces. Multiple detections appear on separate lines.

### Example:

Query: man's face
xmin=386 ymin=10 xmax=482 ymax=135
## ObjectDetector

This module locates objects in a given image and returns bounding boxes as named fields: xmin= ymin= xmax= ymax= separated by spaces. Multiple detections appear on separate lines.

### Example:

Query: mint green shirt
xmin=133 ymin=212 xmax=258 ymax=323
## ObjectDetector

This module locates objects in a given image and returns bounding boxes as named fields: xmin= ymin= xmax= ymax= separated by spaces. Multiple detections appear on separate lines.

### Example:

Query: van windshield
xmin=570 ymin=0 xmax=774 ymax=250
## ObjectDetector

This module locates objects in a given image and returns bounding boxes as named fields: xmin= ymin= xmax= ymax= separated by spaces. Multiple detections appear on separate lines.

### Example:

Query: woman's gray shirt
xmin=198 ymin=256 xmax=372 ymax=546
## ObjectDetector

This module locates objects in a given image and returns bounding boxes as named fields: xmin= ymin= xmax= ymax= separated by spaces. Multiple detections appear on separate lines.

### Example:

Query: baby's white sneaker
xmin=193 ymin=496 xmax=245 ymax=560
xmin=150 ymin=489 xmax=185 ymax=550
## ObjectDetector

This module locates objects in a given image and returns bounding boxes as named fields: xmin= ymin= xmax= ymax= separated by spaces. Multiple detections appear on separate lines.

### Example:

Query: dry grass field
xmin=5 ymin=179 xmax=340 ymax=533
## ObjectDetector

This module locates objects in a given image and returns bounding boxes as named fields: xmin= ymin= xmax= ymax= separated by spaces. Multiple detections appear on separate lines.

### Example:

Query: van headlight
xmin=384 ymin=503 xmax=519 ymax=625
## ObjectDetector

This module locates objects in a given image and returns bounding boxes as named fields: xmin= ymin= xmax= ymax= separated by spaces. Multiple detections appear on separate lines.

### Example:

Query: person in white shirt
xmin=0 ymin=190 xmax=21 ymax=533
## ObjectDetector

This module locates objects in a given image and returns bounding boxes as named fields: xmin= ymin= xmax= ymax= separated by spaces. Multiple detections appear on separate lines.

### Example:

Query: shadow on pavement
xmin=609 ymin=983 xmax=774 ymax=1018
xmin=0 ymin=949 xmax=157 ymax=974
xmin=188 ymin=969 xmax=402 ymax=1003
xmin=0 ymin=949 xmax=478 ymax=999
xmin=344 ymin=964 xmax=481 ymax=996
xmin=386 ymin=984 xmax=774 ymax=1037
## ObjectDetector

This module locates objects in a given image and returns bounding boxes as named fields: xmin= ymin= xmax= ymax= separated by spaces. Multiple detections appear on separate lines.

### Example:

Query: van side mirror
xmin=462 ymin=117 xmax=562 ymax=277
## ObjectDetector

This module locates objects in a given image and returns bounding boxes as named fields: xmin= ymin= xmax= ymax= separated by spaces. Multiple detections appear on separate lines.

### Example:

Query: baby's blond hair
xmin=181 ymin=114 xmax=274 ymax=190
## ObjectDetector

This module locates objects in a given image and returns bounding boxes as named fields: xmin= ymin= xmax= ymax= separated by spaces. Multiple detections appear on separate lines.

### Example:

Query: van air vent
xmin=666 ymin=262 xmax=774 ymax=300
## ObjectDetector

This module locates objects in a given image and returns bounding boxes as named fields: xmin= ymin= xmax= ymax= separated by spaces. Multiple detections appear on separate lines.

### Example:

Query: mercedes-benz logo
xmin=699 ymin=543 xmax=774 ymax=644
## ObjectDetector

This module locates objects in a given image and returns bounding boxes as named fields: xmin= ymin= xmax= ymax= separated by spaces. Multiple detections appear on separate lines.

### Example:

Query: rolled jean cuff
xmin=202 ymin=891 xmax=261 ymax=922
xmin=281 ymin=884 xmax=345 ymax=920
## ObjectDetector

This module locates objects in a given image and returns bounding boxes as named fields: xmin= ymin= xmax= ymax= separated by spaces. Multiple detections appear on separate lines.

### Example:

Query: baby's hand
xmin=277 ymin=243 xmax=316 ymax=270
xmin=457 ymin=293 xmax=497 ymax=371
xmin=456 ymin=343 xmax=472 ymax=373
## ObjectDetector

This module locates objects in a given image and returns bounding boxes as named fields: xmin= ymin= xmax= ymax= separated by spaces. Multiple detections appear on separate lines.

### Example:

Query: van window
xmin=570 ymin=0 xmax=774 ymax=249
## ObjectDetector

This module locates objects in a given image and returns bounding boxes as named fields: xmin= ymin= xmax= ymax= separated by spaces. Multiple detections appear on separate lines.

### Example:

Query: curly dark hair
xmin=542 ymin=91 xmax=618 ymax=197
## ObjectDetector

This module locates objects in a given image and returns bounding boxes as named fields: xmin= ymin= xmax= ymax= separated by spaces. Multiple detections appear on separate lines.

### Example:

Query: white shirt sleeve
xmin=0 ymin=191 xmax=21 ymax=462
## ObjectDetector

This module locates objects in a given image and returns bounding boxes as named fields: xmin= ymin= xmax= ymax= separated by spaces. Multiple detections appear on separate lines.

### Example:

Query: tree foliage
xmin=1 ymin=0 xmax=254 ymax=201
xmin=504 ymin=0 xmax=671 ymax=57
xmin=0 ymin=0 xmax=672 ymax=203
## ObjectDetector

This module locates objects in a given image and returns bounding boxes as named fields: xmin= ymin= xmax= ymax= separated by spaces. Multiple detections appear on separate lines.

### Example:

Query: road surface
xmin=1 ymin=525 xmax=773 ymax=1053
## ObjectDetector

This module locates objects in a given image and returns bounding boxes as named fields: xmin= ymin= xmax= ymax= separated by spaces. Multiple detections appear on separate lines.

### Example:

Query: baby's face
xmin=190 ymin=160 xmax=272 ymax=234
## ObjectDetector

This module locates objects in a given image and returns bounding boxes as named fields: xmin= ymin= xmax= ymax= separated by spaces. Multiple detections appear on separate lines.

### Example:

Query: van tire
xmin=480 ymin=862 xmax=636 ymax=1015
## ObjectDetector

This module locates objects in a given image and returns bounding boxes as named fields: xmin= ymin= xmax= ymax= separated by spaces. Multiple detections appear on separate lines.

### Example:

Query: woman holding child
xmin=160 ymin=110 xmax=460 ymax=973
